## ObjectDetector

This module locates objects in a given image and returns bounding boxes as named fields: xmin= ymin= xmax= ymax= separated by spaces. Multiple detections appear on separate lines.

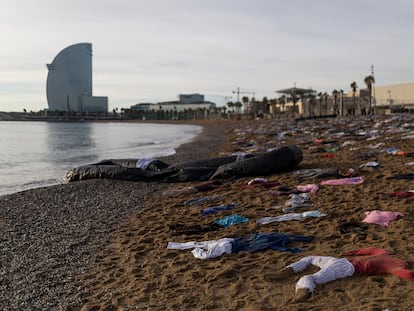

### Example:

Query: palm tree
xmin=339 ymin=89 xmax=344 ymax=116
xmin=221 ymin=106 xmax=227 ymax=118
xmin=234 ymin=101 xmax=243 ymax=113
xmin=242 ymin=96 xmax=249 ymax=114
xmin=227 ymin=101 xmax=234 ymax=113
xmin=262 ymin=96 xmax=268 ymax=113
xmin=350 ymin=81 xmax=358 ymax=116
xmin=269 ymin=98 xmax=277 ymax=116
xmin=364 ymin=75 xmax=375 ymax=114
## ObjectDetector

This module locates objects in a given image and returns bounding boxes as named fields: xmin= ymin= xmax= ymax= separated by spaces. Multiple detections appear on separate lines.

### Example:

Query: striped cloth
xmin=287 ymin=256 xmax=355 ymax=292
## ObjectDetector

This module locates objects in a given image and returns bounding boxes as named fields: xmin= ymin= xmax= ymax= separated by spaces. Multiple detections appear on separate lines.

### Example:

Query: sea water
xmin=0 ymin=121 xmax=202 ymax=196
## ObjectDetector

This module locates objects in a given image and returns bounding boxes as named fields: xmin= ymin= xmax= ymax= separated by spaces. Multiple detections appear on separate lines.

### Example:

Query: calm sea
xmin=0 ymin=121 xmax=202 ymax=196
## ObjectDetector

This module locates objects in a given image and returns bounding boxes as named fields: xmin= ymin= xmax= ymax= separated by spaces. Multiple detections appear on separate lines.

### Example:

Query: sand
xmin=2 ymin=115 xmax=414 ymax=310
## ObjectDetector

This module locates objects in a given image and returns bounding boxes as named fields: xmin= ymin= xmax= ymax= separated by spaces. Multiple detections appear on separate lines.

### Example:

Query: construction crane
xmin=232 ymin=87 xmax=256 ymax=103
xmin=206 ymin=94 xmax=233 ymax=106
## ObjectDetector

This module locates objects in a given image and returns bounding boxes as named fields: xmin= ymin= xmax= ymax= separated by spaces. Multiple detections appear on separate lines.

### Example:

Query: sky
xmin=1 ymin=0 xmax=413 ymax=112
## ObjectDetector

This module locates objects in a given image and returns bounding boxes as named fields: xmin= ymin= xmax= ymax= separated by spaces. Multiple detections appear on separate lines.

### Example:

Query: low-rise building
xmin=130 ymin=93 xmax=215 ymax=114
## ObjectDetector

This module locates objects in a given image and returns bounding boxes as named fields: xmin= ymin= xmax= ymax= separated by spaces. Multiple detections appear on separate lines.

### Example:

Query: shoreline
xmin=0 ymin=120 xmax=230 ymax=310
xmin=0 ymin=120 xmax=207 ymax=197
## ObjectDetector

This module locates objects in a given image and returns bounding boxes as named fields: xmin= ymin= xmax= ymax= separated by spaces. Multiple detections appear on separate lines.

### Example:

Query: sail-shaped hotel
xmin=46 ymin=43 xmax=108 ymax=113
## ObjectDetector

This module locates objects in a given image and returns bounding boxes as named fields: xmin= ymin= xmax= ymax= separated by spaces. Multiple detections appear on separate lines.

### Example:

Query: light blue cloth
xmin=214 ymin=214 xmax=249 ymax=228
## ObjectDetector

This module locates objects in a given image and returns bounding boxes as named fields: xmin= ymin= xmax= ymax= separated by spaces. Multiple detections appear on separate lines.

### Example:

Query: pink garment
xmin=296 ymin=184 xmax=319 ymax=193
xmin=362 ymin=210 xmax=404 ymax=226
xmin=320 ymin=176 xmax=364 ymax=186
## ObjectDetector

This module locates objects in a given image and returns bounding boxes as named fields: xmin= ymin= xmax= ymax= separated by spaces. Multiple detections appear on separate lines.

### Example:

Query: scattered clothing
xmin=282 ymin=193 xmax=312 ymax=213
xmin=382 ymin=148 xmax=408 ymax=155
xmin=388 ymin=191 xmax=414 ymax=198
xmin=163 ymin=181 xmax=224 ymax=197
xmin=201 ymin=203 xmax=238 ymax=216
xmin=287 ymin=256 xmax=355 ymax=293
xmin=169 ymin=223 xmax=222 ymax=236
xmin=193 ymin=180 xmax=223 ymax=192
xmin=231 ymin=232 xmax=313 ymax=254
xmin=247 ymin=177 xmax=268 ymax=185
xmin=359 ymin=161 xmax=383 ymax=169
xmin=170 ymin=214 xmax=248 ymax=235
xmin=269 ymin=186 xmax=301 ymax=197
xmin=269 ymin=184 xmax=319 ymax=197
xmin=184 ymin=195 xmax=221 ymax=206
xmin=168 ymin=232 xmax=314 ymax=259
xmin=320 ymin=176 xmax=364 ymax=185
xmin=168 ymin=238 xmax=234 ymax=259
xmin=337 ymin=221 xmax=368 ymax=234
xmin=362 ymin=210 xmax=404 ymax=226
xmin=214 ymin=214 xmax=249 ymax=228
xmin=344 ymin=248 xmax=414 ymax=280
xmin=163 ymin=187 xmax=198 ymax=197
xmin=242 ymin=178 xmax=281 ymax=189
xmin=293 ymin=168 xmax=352 ymax=181
xmin=386 ymin=173 xmax=414 ymax=180
xmin=286 ymin=247 xmax=414 ymax=294
xmin=257 ymin=210 xmax=326 ymax=225
xmin=296 ymin=184 xmax=319 ymax=194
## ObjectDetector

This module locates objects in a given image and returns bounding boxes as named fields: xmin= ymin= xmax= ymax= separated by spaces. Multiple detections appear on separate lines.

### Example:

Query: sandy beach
xmin=2 ymin=115 xmax=414 ymax=310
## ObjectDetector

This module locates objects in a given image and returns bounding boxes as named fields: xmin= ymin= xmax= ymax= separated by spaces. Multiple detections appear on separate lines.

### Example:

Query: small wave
xmin=0 ymin=178 xmax=64 ymax=197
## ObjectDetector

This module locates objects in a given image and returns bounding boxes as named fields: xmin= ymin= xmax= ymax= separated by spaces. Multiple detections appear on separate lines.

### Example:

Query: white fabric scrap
xmin=247 ymin=177 xmax=268 ymax=185
xmin=359 ymin=161 xmax=382 ymax=168
xmin=287 ymin=256 xmax=355 ymax=293
xmin=282 ymin=193 xmax=311 ymax=213
xmin=191 ymin=238 xmax=234 ymax=259
xmin=167 ymin=238 xmax=234 ymax=260
xmin=257 ymin=210 xmax=326 ymax=225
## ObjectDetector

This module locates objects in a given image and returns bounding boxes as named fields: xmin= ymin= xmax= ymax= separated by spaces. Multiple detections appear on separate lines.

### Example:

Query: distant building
xmin=131 ymin=94 xmax=215 ymax=113
xmin=275 ymin=87 xmax=317 ymax=115
xmin=179 ymin=93 xmax=204 ymax=103
xmin=46 ymin=43 xmax=108 ymax=113
xmin=374 ymin=82 xmax=414 ymax=107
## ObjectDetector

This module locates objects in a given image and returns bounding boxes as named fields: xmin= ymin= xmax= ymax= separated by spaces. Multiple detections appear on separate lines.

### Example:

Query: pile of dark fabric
xmin=65 ymin=145 xmax=303 ymax=183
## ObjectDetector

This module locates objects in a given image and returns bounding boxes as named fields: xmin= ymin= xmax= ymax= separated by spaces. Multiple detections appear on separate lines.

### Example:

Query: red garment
xmin=343 ymin=247 xmax=414 ymax=280
xmin=389 ymin=191 xmax=414 ymax=198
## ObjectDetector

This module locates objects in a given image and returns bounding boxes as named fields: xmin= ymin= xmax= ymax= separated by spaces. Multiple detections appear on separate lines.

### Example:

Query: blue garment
xmin=201 ymin=203 xmax=238 ymax=216
xmin=214 ymin=214 xmax=249 ymax=228
xmin=231 ymin=232 xmax=313 ymax=253
xmin=184 ymin=196 xmax=221 ymax=206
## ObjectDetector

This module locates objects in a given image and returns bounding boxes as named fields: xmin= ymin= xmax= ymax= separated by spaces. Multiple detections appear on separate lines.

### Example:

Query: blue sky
xmin=0 ymin=0 xmax=413 ymax=112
